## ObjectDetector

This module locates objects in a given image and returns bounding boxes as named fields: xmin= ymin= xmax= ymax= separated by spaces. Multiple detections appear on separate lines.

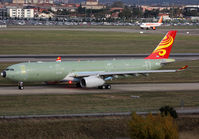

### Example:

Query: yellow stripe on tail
xmin=145 ymin=30 xmax=177 ymax=59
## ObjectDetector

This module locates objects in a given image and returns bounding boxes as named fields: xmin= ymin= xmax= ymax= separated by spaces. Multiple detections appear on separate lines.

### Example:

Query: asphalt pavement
xmin=0 ymin=83 xmax=199 ymax=95
xmin=2 ymin=27 xmax=199 ymax=35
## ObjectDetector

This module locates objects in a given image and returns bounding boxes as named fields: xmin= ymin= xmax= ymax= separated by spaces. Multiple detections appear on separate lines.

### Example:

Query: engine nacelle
xmin=80 ymin=76 xmax=105 ymax=88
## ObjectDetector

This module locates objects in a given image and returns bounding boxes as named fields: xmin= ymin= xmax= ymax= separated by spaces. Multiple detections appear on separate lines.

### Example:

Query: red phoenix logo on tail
xmin=153 ymin=33 xmax=174 ymax=56
xmin=145 ymin=30 xmax=177 ymax=59
xmin=56 ymin=56 xmax=61 ymax=62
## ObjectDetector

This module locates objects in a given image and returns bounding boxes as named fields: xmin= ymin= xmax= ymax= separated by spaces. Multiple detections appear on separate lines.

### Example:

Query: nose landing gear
xmin=18 ymin=82 xmax=24 ymax=90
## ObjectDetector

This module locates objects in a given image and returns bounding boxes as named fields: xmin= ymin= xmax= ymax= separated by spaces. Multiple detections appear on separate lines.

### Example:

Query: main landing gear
xmin=18 ymin=82 xmax=24 ymax=90
xmin=98 ymin=84 xmax=111 ymax=89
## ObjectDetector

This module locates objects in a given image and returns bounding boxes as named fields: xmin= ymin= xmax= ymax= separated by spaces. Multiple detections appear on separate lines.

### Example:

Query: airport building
xmin=12 ymin=0 xmax=25 ymax=4
xmin=184 ymin=5 xmax=199 ymax=12
xmin=25 ymin=0 xmax=54 ymax=4
xmin=7 ymin=7 xmax=34 ymax=18
xmin=81 ymin=0 xmax=106 ymax=10
xmin=12 ymin=0 xmax=54 ymax=4
xmin=183 ymin=5 xmax=199 ymax=20
xmin=0 ymin=8 xmax=8 ymax=19
xmin=158 ymin=13 xmax=171 ymax=21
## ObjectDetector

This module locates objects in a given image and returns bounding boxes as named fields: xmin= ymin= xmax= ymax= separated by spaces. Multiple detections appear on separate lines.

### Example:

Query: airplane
xmin=140 ymin=16 xmax=163 ymax=30
xmin=1 ymin=30 xmax=188 ymax=90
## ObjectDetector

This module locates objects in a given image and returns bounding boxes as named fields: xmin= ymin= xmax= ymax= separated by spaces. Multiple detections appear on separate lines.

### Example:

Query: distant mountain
xmin=71 ymin=0 xmax=199 ymax=5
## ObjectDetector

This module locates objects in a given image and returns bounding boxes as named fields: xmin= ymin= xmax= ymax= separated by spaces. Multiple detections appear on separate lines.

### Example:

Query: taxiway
xmin=3 ymin=27 xmax=199 ymax=35
xmin=0 ymin=83 xmax=199 ymax=95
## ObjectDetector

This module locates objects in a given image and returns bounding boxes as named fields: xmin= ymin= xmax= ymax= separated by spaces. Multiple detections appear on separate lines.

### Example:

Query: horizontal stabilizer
xmin=177 ymin=65 xmax=188 ymax=71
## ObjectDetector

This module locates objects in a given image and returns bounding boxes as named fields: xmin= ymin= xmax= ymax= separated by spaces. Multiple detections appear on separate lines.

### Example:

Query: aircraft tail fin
xmin=158 ymin=16 xmax=163 ymax=23
xmin=145 ymin=30 xmax=177 ymax=59
xmin=56 ymin=56 xmax=61 ymax=62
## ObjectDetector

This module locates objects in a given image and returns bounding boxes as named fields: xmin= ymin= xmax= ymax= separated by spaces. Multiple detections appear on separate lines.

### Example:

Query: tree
xmin=170 ymin=8 xmax=182 ymax=18
xmin=129 ymin=113 xmax=178 ymax=139
xmin=119 ymin=7 xmax=132 ymax=20
xmin=132 ymin=6 xmax=143 ymax=18
xmin=77 ymin=4 xmax=86 ymax=14
xmin=143 ymin=9 xmax=159 ymax=18
xmin=159 ymin=106 xmax=178 ymax=119
xmin=111 ymin=1 xmax=124 ymax=8
xmin=56 ymin=9 xmax=70 ymax=15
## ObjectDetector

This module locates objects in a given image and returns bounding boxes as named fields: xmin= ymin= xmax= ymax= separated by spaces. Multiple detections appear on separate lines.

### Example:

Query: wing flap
xmin=72 ymin=66 xmax=188 ymax=78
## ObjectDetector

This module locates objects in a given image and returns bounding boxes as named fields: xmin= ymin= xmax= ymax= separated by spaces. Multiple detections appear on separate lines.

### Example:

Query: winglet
xmin=56 ymin=56 xmax=61 ymax=62
xmin=145 ymin=30 xmax=177 ymax=59
xmin=178 ymin=65 xmax=188 ymax=71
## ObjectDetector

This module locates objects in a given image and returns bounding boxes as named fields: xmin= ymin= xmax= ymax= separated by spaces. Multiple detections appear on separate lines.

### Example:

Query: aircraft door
xmin=20 ymin=65 xmax=28 ymax=81
xmin=106 ymin=62 xmax=113 ymax=72
xmin=145 ymin=61 xmax=152 ymax=70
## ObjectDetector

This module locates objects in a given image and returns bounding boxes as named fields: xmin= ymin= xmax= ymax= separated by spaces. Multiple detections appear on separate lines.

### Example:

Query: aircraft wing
xmin=72 ymin=65 xmax=188 ymax=78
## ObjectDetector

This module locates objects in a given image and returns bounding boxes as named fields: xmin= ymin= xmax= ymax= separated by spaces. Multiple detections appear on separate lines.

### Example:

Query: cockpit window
xmin=5 ymin=68 xmax=14 ymax=71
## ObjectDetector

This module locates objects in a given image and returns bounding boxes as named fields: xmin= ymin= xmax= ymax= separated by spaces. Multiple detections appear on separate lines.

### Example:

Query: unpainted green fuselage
xmin=5 ymin=59 xmax=174 ymax=82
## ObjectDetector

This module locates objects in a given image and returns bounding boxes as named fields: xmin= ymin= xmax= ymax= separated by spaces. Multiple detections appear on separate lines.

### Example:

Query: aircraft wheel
xmin=76 ymin=83 xmax=82 ymax=88
xmin=98 ymin=85 xmax=111 ymax=89
xmin=18 ymin=82 xmax=24 ymax=90
xmin=98 ymin=85 xmax=106 ymax=89
xmin=105 ymin=84 xmax=111 ymax=89
xmin=102 ymin=85 xmax=106 ymax=89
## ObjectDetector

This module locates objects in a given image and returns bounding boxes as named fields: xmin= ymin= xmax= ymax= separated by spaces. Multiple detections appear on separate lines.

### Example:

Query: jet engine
xmin=80 ymin=76 xmax=105 ymax=88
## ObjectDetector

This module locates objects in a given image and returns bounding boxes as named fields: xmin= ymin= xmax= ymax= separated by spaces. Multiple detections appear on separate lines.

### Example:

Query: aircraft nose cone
xmin=1 ymin=71 xmax=6 ymax=78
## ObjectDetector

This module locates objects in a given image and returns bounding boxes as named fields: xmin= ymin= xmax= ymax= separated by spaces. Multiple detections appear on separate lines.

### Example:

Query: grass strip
xmin=0 ymin=91 xmax=198 ymax=116
xmin=0 ymin=116 xmax=198 ymax=139
xmin=0 ymin=30 xmax=198 ymax=54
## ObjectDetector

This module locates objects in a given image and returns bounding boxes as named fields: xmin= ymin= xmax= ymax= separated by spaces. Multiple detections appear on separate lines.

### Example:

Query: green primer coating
xmin=4 ymin=59 xmax=170 ymax=82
